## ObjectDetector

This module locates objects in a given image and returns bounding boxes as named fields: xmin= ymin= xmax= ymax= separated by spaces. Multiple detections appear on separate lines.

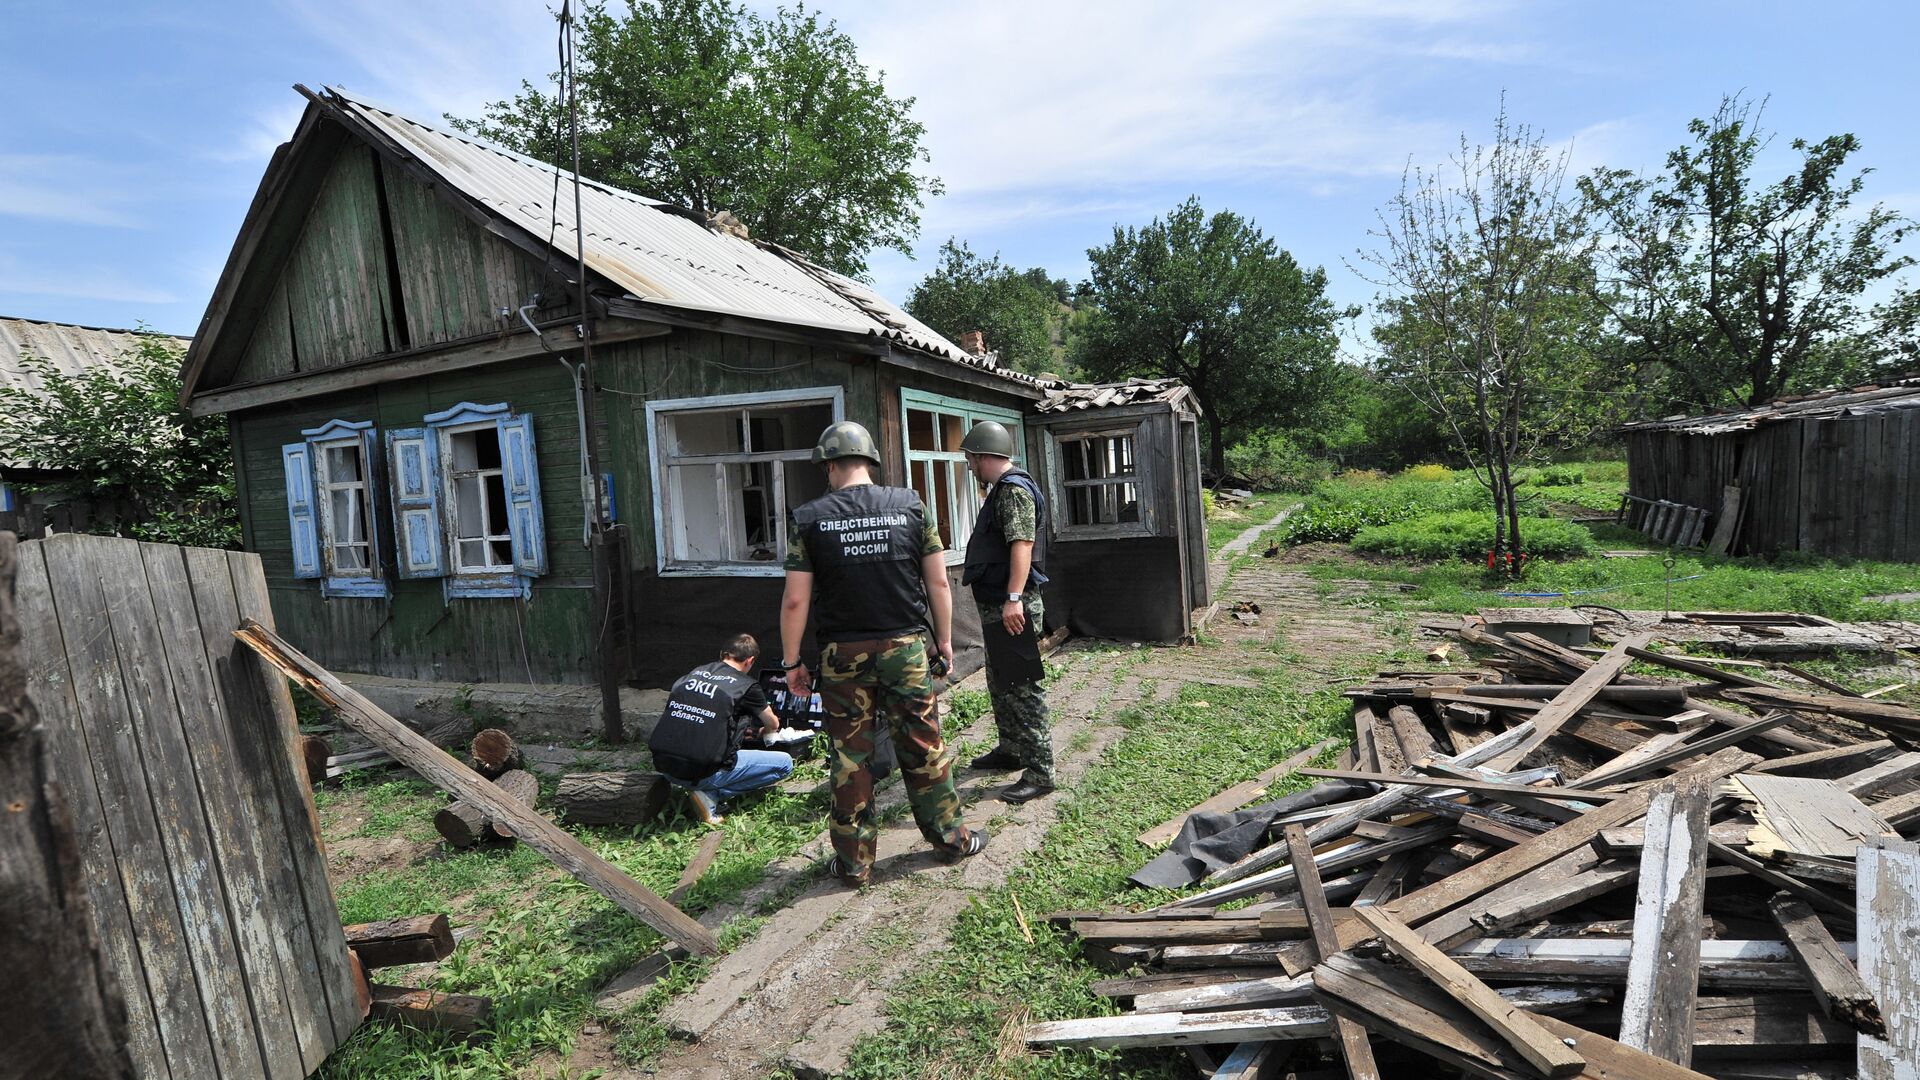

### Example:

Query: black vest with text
xmin=792 ymin=484 xmax=930 ymax=642
xmin=649 ymin=661 xmax=755 ymax=781
xmin=961 ymin=466 xmax=1050 ymax=603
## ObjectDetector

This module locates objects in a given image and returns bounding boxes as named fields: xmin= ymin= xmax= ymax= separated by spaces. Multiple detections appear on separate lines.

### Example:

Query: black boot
xmin=1001 ymin=778 xmax=1055 ymax=804
xmin=969 ymin=747 xmax=1021 ymax=771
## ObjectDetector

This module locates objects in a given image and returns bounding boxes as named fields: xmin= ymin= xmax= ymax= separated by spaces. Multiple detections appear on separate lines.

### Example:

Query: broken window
xmin=652 ymin=390 xmax=838 ymax=574
xmin=900 ymin=389 xmax=1024 ymax=557
xmin=1055 ymin=428 xmax=1146 ymax=534
xmin=316 ymin=438 xmax=374 ymax=573
xmin=283 ymin=419 xmax=388 ymax=597
xmin=446 ymin=423 xmax=515 ymax=572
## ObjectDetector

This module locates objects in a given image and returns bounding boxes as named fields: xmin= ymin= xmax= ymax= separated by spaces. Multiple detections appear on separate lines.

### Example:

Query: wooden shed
xmin=1620 ymin=377 xmax=1920 ymax=560
xmin=1033 ymin=379 xmax=1209 ymax=642
xmin=179 ymin=86 xmax=1205 ymax=690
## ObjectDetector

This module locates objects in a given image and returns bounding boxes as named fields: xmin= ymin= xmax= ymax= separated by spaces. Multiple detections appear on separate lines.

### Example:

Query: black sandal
xmin=940 ymin=827 xmax=990 ymax=863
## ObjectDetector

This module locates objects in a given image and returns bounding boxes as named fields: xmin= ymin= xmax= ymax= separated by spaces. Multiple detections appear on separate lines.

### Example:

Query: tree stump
xmin=468 ymin=728 xmax=521 ymax=778
xmin=344 ymin=914 xmax=455 ymax=969
xmin=298 ymin=734 xmax=329 ymax=787
xmin=553 ymin=771 xmax=672 ymax=825
xmin=434 ymin=768 xmax=538 ymax=848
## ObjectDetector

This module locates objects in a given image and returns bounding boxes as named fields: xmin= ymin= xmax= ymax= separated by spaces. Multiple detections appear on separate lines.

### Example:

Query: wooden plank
xmin=137 ymin=542 xmax=308 ymax=1079
xmin=13 ymin=540 xmax=169 ymax=1077
xmin=367 ymin=984 xmax=492 ymax=1036
xmin=1174 ymin=825 xmax=1453 ymax=909
xmin=1737 ymin=773 xmax=1896 ymax=858
xmin=1689 ymin=993 xmax=1857 ymax=1053
xmin=1426 ymin=848 xmax=1640 ymax=949
xmin=1839 ymin=751 xmax=1920 ymax=798
xmin=1529 ymin=1013 xmax=1721 ymax=1080
xmin=34 ymin=536 xmax=223 ymax=1076
xmin=1749 ymin=739 xmax=1897 ymax=778
xmin=204 ymin=547 xmax=362 ymax=1053
xmin=1386 ymin=705 xmax=1439 ymax=766
xmin=234 ymin=619 xmax=719 ymax=956
xmin=1579 ymin=712 xmax=1794 ymax=788
xmin=1708 ymin=485 xmax=1743 ymax=555
xmin=668 ymin=829 xmax=726 ymax=906
xmin=1355 ymin=906 xmax=1586 ymax=1077
xmin=1270 ymin=749 xmax=1762 ymax=976
xmin=1578 ymin=727 xmax=1700 ymax=787
xmin=1284 ymin=824 xmax=1381 ymax=1080
xmin=1708 ymin=839 xmax=1855 ymax=916
xmin=1024 ymin=1004 xmax=1334 ymax=1050
xmin=1593 ymin=822 xmax=1753 ymax=857
xmin=1871 ymin=788 xmax=1920 ymax=832
xmin=1447 ymin=937 xmax=1831 ymax=991
xmin=1133 ymin=972 xmax=1315 ymax=1015
xmin=1485 ymin=633 xmax=1654 ymax=771
xmin=1136 ymin=737 xmax=1338 ymax=847
xmin=1857 ymin=838 xmax=1920 ymax=1078
xmin=1619 ymin=777 xmax=1711 ymax=1065
xmin=1768 ymin=894 xmax=1885 ymax=1037
xmin=1299 ymin=768 xmax=1622 ymax=803
xmin=1625 ymin=646 xmax=1781 ymax=689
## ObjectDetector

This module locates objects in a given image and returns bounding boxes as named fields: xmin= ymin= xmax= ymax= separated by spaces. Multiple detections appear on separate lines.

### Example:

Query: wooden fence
xmin=16 ymin=533 xmax=360 ymax=1079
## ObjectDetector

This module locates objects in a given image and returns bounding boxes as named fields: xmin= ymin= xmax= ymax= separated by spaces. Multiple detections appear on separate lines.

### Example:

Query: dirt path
xmin=571 ymin=547 xmax=1401 ymax=1078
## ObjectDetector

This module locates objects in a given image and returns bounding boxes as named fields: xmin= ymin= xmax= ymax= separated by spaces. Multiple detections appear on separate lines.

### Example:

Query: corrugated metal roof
xmin=0 ymin=317 xmax=185 ymax=398
xmin=1037 ymin=377 xmax=1193 ymax=413
xmin=1618 ymin=376 xmax=1920 ymax=435
xmin=0 ymin=317 xmax=189 ymax=469
xmin=325 ymin=86 xmax=1055 ymax=390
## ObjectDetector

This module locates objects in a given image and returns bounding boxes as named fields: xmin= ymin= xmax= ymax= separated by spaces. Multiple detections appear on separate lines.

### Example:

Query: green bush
xmin=1403 ymin=463 xmax=1453 ymax=482
xmin=1533 ymin=465 xmax=1587 ymax=486
xmin=1351 ymin=511 xmax=1596 ymax=560
xmin=1225 ymin=431 xmax=1331 ymax=493
xmin=1280 ymin=469 xmax=1489 ymax=545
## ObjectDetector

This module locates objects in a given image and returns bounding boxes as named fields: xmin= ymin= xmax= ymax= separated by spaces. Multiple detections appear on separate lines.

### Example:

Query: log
xmin=368 ymin=983 xmax=491 ymax=1036
xmin=434 ymin=768 xmax=538 ymax=849
xmin=468 ymin=728 xmax=521 ymax=779
xmin=553 ymin=771 xmax=672 ymax=826
xmin=0 ymin=533 xmax=135 ymax=1080
xmin=344 ymin=914 xmax=455 ymax=969
xmin=299 ymin=733 xmax=329 ymax=786
xmin=233 ymin=620 xmax=719 ymax=956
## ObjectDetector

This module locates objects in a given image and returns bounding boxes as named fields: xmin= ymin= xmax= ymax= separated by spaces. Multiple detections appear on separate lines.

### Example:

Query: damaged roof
xmin=1 ymin=317 xmax=189 ymax=469
xmin=321 ymin=86 xmax=1057 ymax=390
xmin=1619 ymin=375 xmax=1920 ymax=435
xmin=1037 ymin=377 xmax=1195 ymax=413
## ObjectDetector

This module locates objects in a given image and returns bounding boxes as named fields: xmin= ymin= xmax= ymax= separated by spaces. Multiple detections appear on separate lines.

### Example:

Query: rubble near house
xmin=1031 ymin=614 xmax=1920 ymax=1077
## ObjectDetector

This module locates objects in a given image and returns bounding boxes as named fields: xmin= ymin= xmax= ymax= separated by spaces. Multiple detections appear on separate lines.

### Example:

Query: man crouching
xmin=648 ymin=634 xmax=793 ymax=826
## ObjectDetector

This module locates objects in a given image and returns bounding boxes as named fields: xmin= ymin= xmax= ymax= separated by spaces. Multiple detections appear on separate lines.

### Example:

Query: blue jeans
xmin=683 ymin=749 xmax=793 ymax=806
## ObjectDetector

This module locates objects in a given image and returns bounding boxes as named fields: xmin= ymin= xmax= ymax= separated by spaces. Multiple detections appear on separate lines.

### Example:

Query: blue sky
xmin=6 ymin=0 xmax=1919 ymax=354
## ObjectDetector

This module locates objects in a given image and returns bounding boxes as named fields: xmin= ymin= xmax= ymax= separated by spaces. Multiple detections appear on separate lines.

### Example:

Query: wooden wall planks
xmin=16 ymin=534 xmax=358 ymax=1079
xmin=1857 ymin=838 xmax=1920 ymax=1078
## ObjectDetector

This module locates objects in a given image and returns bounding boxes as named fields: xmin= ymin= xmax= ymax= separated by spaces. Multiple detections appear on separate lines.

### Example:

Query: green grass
xmin=840 ymin=675 xmax=1350 ymax=1079
xmin=313 ymin=758 xmax=835 ymax=1078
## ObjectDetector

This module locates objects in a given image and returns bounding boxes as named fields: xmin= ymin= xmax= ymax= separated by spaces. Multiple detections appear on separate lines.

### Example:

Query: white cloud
xmin=0 ymin=154 xmax=148 ymax=228
xmin=202 ymin=100 xmax=311 ymax=165
xmin=0 ymin=253 xmax=180 ymax=305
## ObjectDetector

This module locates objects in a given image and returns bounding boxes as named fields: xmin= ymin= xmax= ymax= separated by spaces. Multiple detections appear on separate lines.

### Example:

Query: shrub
xmin=1403 ymin=463 xmax=1453 ymax=482
xmin=1533 ymin=465 xmax=1587 ymax=486
xmin=1350 ymin=511 xmax=1596 ymax=561
xmin=1225 ymin=431 xmax=1331 ymax=493
xmin=1340 ymin=468 xmax=1387 ymax=483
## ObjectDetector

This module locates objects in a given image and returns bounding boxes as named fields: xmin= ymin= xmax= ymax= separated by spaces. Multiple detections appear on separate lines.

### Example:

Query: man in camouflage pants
xmin=958 ymin=421 xmax=1056 ymax=804
xmin=780 ymin=421 xmax=988 ymax=886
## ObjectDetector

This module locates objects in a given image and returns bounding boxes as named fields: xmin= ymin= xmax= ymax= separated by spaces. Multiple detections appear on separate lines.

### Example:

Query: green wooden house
xmin=180 ymin=86 xmax=1207 ymax=689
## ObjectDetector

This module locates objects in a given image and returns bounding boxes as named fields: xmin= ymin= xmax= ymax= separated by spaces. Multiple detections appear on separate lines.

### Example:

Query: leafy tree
xmin=1356 ymin=109 xmax=1598 ymax=576
xmin=905 ymin=240 xmax=1063 ymax=375
xmin=450 ymin=0 xmax=939 ymax=277
xmin=1072 ymin=197 xmax=1351 ymax=474
xmin=1581 ymin=95 xmax=1911 ymax=407
xmin=0 ymin=333 xmax=237 ymax=548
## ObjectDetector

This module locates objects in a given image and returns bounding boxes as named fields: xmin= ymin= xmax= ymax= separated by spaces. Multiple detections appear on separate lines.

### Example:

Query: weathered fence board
xmin=17 ymin=533 xmax=358 ymax=1078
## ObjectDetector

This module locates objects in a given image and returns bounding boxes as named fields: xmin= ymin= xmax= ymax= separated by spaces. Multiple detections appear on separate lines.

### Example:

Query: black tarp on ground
xmin=1128 ymin=780 xmax=1368 ymax=890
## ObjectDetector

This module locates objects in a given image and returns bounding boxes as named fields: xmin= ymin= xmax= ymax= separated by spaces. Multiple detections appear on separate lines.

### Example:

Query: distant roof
xmin=1 ymin=317 xmax=189 ymax=469
xmin=1037 ymin=377 xmax=1194 ymax=413
xmin=322 ymin=86 xmax=1056 ymax=391
xmin=1619 ymin=375 xmax=1920 ymax=435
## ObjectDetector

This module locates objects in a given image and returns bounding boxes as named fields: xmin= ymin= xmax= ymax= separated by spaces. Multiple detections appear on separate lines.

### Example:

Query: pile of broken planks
xmin=1031 ymin=620 xmax=1920 ymax=1077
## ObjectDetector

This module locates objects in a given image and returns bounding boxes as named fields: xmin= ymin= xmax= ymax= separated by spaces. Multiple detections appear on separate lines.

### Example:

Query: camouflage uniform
xmin=977 ymin=482 xmax=1054 ymax=787
xmin=786 ymin=517 xmax=970 ymax=874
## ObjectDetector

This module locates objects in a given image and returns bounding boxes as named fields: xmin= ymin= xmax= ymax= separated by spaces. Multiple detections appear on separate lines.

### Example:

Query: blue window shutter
xmin=498 ymin=414 xmax=548 ymax=576
xmin=281 ymin=442 xmax=322 ymax=579
xmin=384 ymin=427 xmax=448 ymax=579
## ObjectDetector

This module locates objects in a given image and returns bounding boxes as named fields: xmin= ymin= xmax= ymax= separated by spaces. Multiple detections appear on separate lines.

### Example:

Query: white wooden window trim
xmin=313 ymin=435 xmax=376 ymax=579
xmin=440 ymin=419 xmax=516 ymax=576
xmin=646 ymin=386 xmax=845 ymax=578
xmin=899 ymin=388 xmax=1024 ymax=563
xmin=1047 ymin=421 xmax=1154 ymax=540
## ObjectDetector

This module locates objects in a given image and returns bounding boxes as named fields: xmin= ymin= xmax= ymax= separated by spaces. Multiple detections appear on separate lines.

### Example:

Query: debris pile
xmin=1032 ymin=617 xmax=1920 ymax=1077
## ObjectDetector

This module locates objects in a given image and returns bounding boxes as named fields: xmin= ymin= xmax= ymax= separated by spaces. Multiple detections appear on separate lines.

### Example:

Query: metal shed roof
xmin=325 ymin=86 xmax=1055 ymax=390
xmin=0 ymin=317 xmax=183 ymax=400
xmin=1618 ymin=376 xmax=1920 ymax=436
xmin=1036 ymin=377 xmax=1194 ymax=413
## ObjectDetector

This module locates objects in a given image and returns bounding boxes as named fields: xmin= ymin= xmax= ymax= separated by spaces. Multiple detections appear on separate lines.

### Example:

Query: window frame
xmin=441 ymin=419 xmax=517 ymax=575
xmin=1046 ymin=420 xmax=1154 ymax=540
xmin=299 ymin=418 xmax=389 ymax=598
xmin=645 ymin=386 xmax=846 ymax=578
xmin=421 ymin=401 xmax=547 ymax=600
xmin=899 ymin=388 xmax=1025 ymax=563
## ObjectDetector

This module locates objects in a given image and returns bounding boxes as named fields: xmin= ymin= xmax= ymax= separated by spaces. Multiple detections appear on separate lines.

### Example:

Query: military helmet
xmin=959 ymin=420 xmax=1015 ymax=458
xmin=811 ymin=420 xmax=882 ymax=466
